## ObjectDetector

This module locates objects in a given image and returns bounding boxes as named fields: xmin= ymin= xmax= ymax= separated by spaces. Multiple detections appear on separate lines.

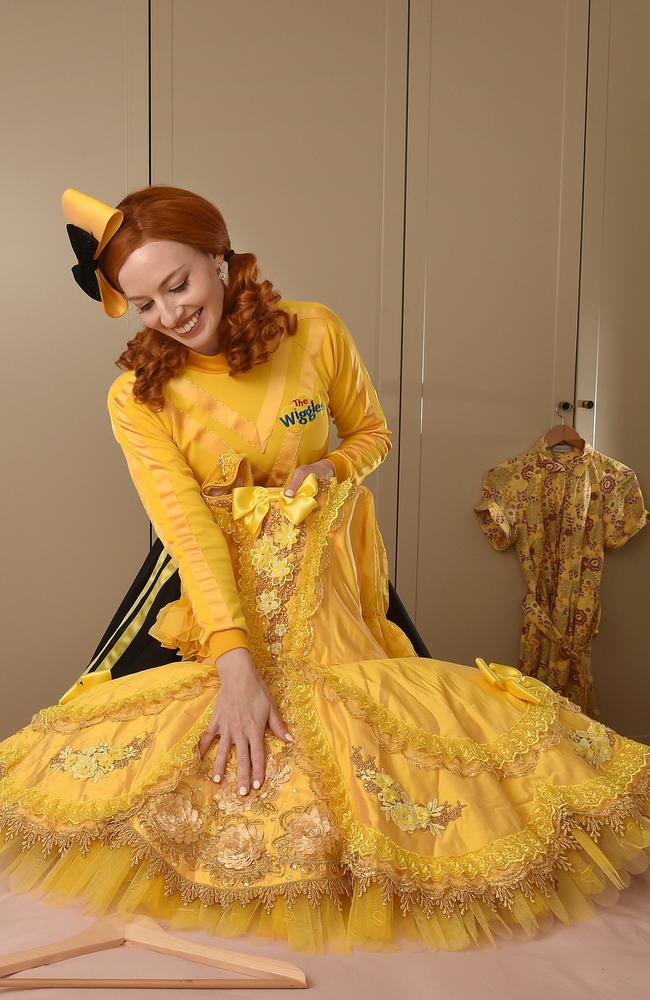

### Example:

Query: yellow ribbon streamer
xmin=231 ymin=472 xmax=320 ymax=538
xmin=475 ymin=657 xmax=548 ymax=705
xmin=58 ymin=667 xmax=113 ymax=705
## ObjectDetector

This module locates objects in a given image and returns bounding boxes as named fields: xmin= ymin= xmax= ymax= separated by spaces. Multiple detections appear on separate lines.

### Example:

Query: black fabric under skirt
xmin=79 ymin=538 xmax=431 ymax=684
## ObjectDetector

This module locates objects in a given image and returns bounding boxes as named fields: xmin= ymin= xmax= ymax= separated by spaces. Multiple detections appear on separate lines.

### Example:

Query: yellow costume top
xmin=107 ymin=300 xmax=392 ymax=662
xmin=474 ymin=435 xmax=649 ymax=719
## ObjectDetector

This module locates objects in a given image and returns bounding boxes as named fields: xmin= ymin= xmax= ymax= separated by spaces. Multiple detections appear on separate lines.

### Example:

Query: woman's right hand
xmin=197 ymin=647 xmax=293 ymax=796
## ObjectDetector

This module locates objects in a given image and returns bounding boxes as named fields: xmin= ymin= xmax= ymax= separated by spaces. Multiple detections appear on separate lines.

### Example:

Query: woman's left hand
xmin=284 ymin=459 xmax=336 ymax=497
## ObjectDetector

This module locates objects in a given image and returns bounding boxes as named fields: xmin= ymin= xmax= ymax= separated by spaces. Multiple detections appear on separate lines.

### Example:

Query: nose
xmin=160 ymin=305 xmax=184 ymax=330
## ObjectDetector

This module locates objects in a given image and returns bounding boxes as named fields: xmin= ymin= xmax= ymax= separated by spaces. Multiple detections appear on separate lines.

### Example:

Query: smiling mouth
xmin=173 ymin=308 xmax=203 ymax=335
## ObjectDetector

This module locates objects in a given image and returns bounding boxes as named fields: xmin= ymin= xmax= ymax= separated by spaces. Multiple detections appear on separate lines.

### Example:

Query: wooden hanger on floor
xmin=0 ymin=914 xmax=307 ymax=990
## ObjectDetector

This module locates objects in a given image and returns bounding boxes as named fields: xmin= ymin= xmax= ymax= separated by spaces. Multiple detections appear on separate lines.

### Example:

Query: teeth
xmin=175 ymin=309 xmax=201 ymax=334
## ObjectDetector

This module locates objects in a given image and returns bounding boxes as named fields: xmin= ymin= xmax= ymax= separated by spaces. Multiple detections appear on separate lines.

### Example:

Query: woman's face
xmin=118 ymin=240 xmax=226 ymax=355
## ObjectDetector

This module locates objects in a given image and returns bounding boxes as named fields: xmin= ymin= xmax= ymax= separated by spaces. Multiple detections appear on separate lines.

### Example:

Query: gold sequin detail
xmin=198 ymin=820 xmax=280 ymax=883
xmin=210 ymin=745 xmax=295 ymax=816
xmin=216 ymin=450 xmax=243 ymax=483
xmin=201 ymin=476 xmax=339 ymax=702
xmin=272 ymin=803 xmax=341 ymax=867
xmin=144 ymin=785 xmax=203 ymax=846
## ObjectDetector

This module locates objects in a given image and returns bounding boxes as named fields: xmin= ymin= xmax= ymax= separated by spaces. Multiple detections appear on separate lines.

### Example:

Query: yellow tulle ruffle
xmin=1 ymin=811 xmax=649 ymax=954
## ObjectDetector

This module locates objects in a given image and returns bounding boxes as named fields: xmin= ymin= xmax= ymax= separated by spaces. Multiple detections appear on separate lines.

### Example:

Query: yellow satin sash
xmin=231 ymin=472 xmax=320 ymax=538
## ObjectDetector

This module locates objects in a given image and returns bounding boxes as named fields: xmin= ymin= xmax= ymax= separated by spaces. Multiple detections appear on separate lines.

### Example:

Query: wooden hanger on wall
xmin=545 ymin=402 xmax=586 ymax=451
xmin=0 ymin=915 xmax=307 ymax=990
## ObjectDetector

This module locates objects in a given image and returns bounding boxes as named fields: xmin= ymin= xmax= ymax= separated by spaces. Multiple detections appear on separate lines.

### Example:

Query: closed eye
xmin=138 ymin=279 xmax=189 ymax=314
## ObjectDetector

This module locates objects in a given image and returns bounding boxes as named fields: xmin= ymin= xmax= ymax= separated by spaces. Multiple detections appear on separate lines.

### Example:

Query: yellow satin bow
xmin=475 ymin=657 xmax=548 ymax=704
xmin=232 ymin=472 xmax=319 ymax=538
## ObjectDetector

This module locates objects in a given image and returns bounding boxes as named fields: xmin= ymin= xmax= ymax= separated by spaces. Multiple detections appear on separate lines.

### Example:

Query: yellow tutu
xmin=1 ymin=476 xmax=649 ymax=954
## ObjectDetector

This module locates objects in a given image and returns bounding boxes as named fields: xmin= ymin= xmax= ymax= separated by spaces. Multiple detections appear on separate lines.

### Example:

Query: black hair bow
xmin=66 ymin=223 xmax=103 ymax=302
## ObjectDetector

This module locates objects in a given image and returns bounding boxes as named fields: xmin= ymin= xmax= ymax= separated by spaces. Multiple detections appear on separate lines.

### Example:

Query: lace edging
xmin=308 ymin=660 xmax=564 ymax=777
xmin=27 ymin=667 xmax=218 ymax=734
xmin=283 ymin=480 xmax=357 ymax=658
xmin=1 ymin=766 xmax=649 ymax=920
xmin=280 ymin=647 xmax=650 ymax=882
xmin=0 ymin=711 xmax=211 ymax=828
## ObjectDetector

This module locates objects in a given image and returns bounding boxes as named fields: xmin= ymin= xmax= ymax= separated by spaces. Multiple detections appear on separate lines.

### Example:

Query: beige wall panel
xmin=0 ymin=1 xmax=150 ymax=737
xmin=400 ymin=4 xmax=590 ymax=683
xmin=150 ymin=0 xmax=408 ymax=569
xmin=575 ymin=0 xmax=650 ymax=740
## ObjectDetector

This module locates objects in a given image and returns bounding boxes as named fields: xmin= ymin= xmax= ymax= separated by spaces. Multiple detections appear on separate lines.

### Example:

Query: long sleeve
xmin=318 ymin=309 xmax=392 ymax=484
xmin=107 ymin=375 xmax=249 ymax=661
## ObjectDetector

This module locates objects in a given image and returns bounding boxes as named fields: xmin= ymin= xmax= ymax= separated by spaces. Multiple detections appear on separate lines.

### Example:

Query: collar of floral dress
xmin=534 ymin=434 xmax=594 ymax=477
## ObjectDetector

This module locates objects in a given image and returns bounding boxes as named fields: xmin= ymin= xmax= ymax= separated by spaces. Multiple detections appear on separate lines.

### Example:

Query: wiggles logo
xmin=278 ymin=396 xmax=326 ymax=432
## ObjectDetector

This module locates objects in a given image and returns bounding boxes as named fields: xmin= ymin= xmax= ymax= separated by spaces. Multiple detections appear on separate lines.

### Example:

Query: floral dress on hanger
xmin=475 ymin=436 xmax=649 ymax=719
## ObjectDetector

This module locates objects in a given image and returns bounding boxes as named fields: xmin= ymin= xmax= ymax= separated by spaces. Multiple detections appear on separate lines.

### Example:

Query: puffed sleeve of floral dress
xmin=602 ymin=466 xmax=650 ymax=551
xmin=107 ymin=374 xmax=249 ymax=661
xmin=318 ymin=307 xmax=393 ymax=484
xmin=473 ymin=460 xmax=521 ymax=551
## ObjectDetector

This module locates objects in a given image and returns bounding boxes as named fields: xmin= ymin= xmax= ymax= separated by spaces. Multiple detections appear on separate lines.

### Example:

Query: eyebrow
xmin=126 ymin=266 xmax=185 ymax=302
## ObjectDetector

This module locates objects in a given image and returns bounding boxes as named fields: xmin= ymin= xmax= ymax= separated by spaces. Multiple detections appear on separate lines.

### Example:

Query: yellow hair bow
xmin=232 ymin=472 xmax=319 ymax=538
xmin=475 ymin=658 xmax=548 ymax=705
xmin=61 ymin=188 xmax=128 ymax=318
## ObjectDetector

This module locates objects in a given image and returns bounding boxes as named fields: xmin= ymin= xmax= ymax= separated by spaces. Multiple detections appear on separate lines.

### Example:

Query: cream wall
xmin=574 ymin=0 xmax=650 ymax=737
xmin=1 ymin=0 xmax=647 ymax=741
xmin=399 ymin=0 xmax=648 ymax=741
xmin=149 ymin=0 xmax=407 ymax=564
xmin=0 ymin=0 xmax=151 ymax=730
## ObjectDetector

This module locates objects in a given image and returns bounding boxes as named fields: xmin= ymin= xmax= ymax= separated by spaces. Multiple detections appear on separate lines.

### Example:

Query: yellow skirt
xmin=1 ymin=476 xmax=649 ymax=954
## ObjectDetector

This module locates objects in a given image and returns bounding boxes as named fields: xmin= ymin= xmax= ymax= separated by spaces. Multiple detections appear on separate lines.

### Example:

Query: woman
xmin=0 ymin=185 xmax=648 ymax=955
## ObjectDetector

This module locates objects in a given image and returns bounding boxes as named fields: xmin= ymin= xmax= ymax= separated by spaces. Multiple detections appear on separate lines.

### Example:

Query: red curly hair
xmin=99 ymin=185 xmax=298 ymax=412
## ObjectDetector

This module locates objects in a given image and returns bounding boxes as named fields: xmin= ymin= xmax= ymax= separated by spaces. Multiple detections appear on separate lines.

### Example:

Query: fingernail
xmin=284 ymin=733 xmax=295 ymax=742
xmin=285 ymin=489 xmax=294 ymax=496
xmin=239 ymin=785 xmax=247 ymax=796
xmin=212 ymin=774 xmax=221 ymax=783
xmin=253 ymin=780 xmax=261 ymax=789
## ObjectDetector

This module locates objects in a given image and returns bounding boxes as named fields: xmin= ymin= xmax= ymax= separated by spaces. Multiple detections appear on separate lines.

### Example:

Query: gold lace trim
xmin=0 ymin=710 xmax=211 ymax=830
xmin=28 ymin=667 xmax=218 ymax=734
xmin=214 ymin=450 xmax=245 ymax=486
xmin=207 ymin=506 xmax=287 ymax=701
xmin=1 ymin=751 xmax=648 ymax=918
xmin=280 ymin=647 xmax=650 ymax=884
xmin=249 ymin=506 xmax=305 ymax=659
xmin=204 ymin=477 xmax=352 ymax=714
xmin=307 ymin=661 xmax=567 ymax=778
xmin=283 ymin=480 xmax=357 ymax=658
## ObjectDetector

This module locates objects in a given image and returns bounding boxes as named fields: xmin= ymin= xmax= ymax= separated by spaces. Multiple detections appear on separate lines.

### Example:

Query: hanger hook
xmin=555 ymin=401 xmax=573 ymax=426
